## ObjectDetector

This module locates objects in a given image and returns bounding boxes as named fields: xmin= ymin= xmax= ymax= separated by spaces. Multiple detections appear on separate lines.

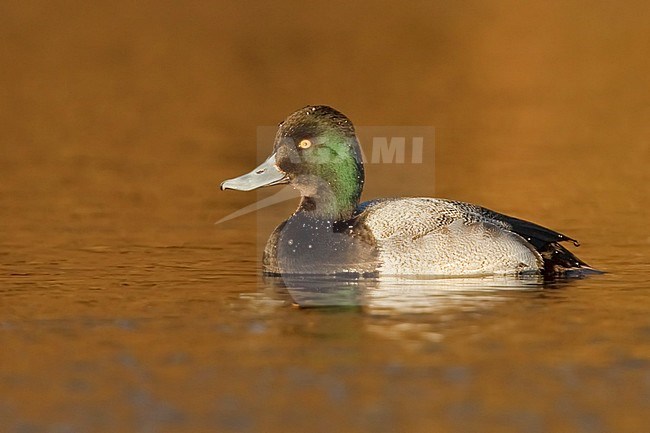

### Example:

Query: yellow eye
xmin=298 ymin=139 xmax=312 ymax=149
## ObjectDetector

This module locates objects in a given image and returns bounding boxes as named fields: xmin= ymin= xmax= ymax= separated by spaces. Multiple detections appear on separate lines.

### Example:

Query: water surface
xmin=2 ymin=1 xmax=650 ymax=432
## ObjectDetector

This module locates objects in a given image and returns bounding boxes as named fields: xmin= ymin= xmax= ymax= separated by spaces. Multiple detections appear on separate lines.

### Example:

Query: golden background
xmin=1 ymin=1 xmax=649 ymax=432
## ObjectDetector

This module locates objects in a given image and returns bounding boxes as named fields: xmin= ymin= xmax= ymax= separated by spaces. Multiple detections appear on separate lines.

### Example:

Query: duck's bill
xmin=220 ymin=153 xmax=289 ymax=191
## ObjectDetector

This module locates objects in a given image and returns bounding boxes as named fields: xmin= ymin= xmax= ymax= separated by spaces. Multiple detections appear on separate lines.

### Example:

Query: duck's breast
xmin=263 ymin=213 xmax=378 ymax=275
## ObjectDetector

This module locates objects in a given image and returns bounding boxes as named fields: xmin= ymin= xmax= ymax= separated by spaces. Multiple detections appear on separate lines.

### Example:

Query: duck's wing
xmin=357 ymin=198 xmax=593 ymax=275
xmin=356 ymin=198 xmax=541 ymax=274
xmin=464 ymin=203 xmax=577 ymax=248
xmin=445 ymin=200 xmax=596 ymax=274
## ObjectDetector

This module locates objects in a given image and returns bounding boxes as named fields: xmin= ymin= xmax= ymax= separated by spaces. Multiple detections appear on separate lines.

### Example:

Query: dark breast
xmin=263 ymin=213 xmax=378 ymax=275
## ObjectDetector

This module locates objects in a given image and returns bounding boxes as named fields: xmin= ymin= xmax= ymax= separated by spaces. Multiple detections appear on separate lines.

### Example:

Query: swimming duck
xmin=221 ymin=105 xmax=595 ymax=277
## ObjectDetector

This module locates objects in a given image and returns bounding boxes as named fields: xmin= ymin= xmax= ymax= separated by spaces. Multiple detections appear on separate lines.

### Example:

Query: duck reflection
xmin=263 ymin=273 xmax=544 ymax=314
xmin=258 ymin=274 xmax=586 ymax=346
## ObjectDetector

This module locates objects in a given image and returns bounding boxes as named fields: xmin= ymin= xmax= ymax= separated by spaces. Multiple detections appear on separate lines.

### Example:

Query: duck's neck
xmin=296 ymin=168 xmax=363 ymax=221
xmin=298 ymin=192 xmax=357 ymax=221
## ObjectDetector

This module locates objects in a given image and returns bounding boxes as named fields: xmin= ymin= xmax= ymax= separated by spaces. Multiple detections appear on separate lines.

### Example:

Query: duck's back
xmin=357 ymin=198 xmax=587 ymax=276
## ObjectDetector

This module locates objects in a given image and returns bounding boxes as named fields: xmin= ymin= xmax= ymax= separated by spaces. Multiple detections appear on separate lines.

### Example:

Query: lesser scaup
xmin=221 ymin=106 xmax=596 ymax=277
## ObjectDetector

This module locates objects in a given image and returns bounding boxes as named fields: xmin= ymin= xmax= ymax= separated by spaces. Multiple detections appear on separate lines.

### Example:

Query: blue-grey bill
xmin=220 ymin=153 xmax=289 ymax=191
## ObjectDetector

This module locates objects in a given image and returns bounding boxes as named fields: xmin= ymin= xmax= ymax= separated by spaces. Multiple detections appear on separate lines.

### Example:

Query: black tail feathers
xmin=538 ymin=242 xmax=601 ymax=278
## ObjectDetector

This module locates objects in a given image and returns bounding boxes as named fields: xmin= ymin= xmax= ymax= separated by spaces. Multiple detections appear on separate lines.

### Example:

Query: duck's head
xmin=221 ymin=106 xmax=364 ymax=220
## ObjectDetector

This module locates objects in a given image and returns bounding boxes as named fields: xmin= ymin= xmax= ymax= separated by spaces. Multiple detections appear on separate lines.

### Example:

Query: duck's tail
xmin=538 ymin=241 xmax=602 ymax=278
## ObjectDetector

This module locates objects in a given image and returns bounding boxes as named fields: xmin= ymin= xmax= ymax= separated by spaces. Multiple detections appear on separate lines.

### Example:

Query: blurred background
xmin=1 ymin=1 xmax=650 ymax=432
xmin=2 ymin=0 xmax=648 ymax=245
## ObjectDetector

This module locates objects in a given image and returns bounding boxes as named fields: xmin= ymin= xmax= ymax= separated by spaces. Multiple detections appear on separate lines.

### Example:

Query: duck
xmin=221 ymin=105 xmax=596 ymax=277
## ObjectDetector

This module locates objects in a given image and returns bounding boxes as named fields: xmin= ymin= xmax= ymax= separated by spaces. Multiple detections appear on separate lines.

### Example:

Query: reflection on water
xmin=264 ymin=274 xmax=550 ymax=349
xmin=265 ymin=274 xmax=544 ymax=312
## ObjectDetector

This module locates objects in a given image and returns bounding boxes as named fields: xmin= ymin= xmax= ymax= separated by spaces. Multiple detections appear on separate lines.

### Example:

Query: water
xmin=2 ymin=1 xmax=650 ymax=432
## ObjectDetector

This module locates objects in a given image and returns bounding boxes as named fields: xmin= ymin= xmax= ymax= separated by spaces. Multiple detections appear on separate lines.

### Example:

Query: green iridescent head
xmin=221 ymin=106 xmax=364 ymax=220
